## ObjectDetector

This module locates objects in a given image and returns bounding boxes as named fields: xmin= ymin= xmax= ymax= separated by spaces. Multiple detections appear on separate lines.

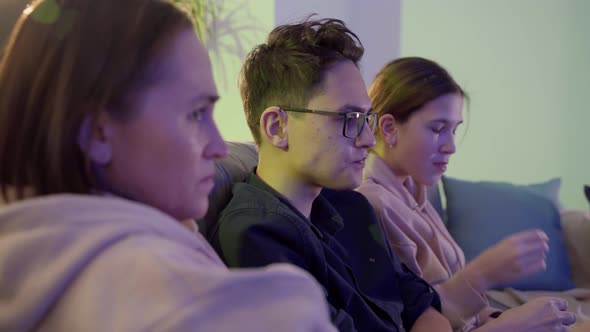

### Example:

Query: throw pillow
xmin=442 ymin=176 xmax=575 ymax=291
xmin=560 ymin=209 xmax=590 ymax=288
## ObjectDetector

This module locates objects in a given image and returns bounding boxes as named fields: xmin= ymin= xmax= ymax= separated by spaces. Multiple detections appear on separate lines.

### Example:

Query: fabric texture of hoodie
xmin=0 ymin=194 xmax=336 ymax=332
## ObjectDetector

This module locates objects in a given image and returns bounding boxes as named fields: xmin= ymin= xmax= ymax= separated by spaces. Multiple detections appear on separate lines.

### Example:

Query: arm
xmin=368 ymin=191 xmax=487 ymax=328
xmin=472 ymin=297 xmax=576 ymax=332
xmin=396 ymin=262 xmax=448 ymax=331
xmin=377 ymin=201 xmax=549 ymax=329
xmin=51 ymin=234 xmax=338 ymax=332
xmin=410 ymin=308 xmax=452 ymax=332
xmin=460 ymin=229 xmax=549 ymax=293
xmin=432 ymin=271 xmax=488 ymax=329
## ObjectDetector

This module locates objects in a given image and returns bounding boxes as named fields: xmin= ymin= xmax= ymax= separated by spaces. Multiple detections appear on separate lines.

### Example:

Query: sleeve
xmin=397 ymin=261 xmax=442 ymax=331
xmin=359 ymin=185 xmax=487 ymax=330
xmin=433 ymin=272 xmax=488 ymax=330
xmin=50 ymin=234 xmax=338 ymax=332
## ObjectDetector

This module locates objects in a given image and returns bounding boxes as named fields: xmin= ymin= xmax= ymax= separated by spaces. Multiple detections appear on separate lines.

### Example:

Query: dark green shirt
xmin=208 ymin=172 xmax=441 ymax=332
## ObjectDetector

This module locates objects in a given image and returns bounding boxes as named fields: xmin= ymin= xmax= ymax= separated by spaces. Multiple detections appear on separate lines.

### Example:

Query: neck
xmin=371 ymin=142 xmax=409 ymax=184
xmin=257 ymin=150 xmax=321 ymax=219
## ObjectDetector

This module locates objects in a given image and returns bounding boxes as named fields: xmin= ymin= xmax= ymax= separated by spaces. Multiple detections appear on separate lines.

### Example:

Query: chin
xmin=192 ymin=200 xmax=209 ymax=220
xmin=419 ymin=174 xmax=441 ymax=187
xmin=173 ymin=199 xmax=209 ymax=221
xmin=325 ymin=177 xmax=360 ymax=191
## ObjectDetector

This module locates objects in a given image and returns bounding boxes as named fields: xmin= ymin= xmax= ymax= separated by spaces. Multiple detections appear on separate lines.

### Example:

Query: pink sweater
xmin=0 ymin=194 xmax=336 ymax=332
xmin=357 ymin=153 xmax=487 ymax=330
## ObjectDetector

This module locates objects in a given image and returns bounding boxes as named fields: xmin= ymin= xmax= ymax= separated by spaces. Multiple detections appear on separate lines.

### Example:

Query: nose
xmin=204 ymin=121 xmax=228 ymax=160
xmin=439 ymin=134 xmax=456 ymax=155
xmin=355 ymin=120 xmax=376 ymax=149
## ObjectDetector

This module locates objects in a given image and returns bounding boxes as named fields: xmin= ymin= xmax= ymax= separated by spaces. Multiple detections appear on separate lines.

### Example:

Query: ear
xmin=77 ymin=110 xmax=113 ymax=165
xmin=378 ymin=114 xmax=398 ymax=146
xmin=260 ymin=106 xmax=288 ymax=149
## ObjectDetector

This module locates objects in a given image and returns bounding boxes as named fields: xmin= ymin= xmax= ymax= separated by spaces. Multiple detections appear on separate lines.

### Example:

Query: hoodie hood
xmin=0 ymin=194 xmax=220 ymax=331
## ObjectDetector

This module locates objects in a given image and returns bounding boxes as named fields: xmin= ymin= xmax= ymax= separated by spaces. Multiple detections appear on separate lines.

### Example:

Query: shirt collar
xmin=246 ymin=170 xmax=344 ymax=235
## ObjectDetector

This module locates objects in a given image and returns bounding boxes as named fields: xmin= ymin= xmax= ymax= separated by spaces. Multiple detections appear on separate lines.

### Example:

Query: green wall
xmin=401 ymin=0 xmax=590 ymax=209
xmin=212 ymin=0 xmax=589 ymax=209
xmin=208 ymin=0 xmax=274 ymax=142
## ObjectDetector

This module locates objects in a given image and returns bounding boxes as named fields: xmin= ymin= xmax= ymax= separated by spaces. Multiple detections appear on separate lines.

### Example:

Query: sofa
xmin=427 ymin=175 xmax=590 ymax=320
xmin=199 ymin=141 xmax=590 ymax=322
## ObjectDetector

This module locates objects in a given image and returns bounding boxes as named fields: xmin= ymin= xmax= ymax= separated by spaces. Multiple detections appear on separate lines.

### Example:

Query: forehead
xmin=413 ymin=93 xmax=464 ymax=122
xmin=139 ymin=28 xmax=216 ymax=97
xmin=306 ymin=60 xmax=371 ymax=112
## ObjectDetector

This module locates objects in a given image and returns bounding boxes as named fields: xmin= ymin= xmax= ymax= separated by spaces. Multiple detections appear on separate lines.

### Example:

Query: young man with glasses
xmin=208 ymin=18 xmax=451 ymax=332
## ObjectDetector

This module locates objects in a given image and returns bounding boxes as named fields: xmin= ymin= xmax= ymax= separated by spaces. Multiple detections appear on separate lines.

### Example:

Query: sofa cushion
xmin=560 ymin=209 xmax=590 ymax=288
xmin=198 ymin=142 xmax=258 ymax=238
xmin=442 ymin=176 xmax=575 ymax=291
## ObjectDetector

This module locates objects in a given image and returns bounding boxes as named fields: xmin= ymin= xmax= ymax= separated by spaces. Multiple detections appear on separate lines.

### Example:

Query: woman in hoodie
xmin=0 ymin=0 xmax=335 ymax=331
xmin=356 ymin=57 xmax=578 ymax=332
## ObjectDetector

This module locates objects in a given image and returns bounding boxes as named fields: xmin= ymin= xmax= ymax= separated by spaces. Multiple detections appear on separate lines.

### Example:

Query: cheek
xmin=188 ymin=131 xmax=207 ymax=158
xmin=292 ymin=120 xmax=350 ymax=171
xmin=398 ymin=135 xmax=432 ymax=171
xmin=316 ymin=134 xmax=345 ymax=164
xmin=167 ymin=119 xmax=207 ymax=157
xmin=295 ymin=123 xmax=327 ymax=156
xmin=142 ymin=126 xmax=202 ymax=179
xmin=410 ymin=131 xmax=437 ymax=156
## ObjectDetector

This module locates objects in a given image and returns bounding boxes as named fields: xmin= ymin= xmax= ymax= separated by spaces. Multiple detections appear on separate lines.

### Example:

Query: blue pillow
xmin=442 ymin=176 xmax=575 ymax=291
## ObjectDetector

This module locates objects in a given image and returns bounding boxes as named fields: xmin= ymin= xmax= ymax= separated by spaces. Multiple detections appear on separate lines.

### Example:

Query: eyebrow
xmin=429 ymin=118 xmax=464 ymax=125
xmin=336 ymin=104 xmax=373 ymax=114
xmin=190 ymin=94 xmax=220 ymax=105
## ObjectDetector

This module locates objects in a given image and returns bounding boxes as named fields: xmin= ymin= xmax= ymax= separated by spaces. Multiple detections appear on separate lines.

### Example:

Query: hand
xmin=480 ymin=297 xmax=576 ymax=332
xmin=410 ymin=307 xmax=452 ymax=332
xmin=477 ymin=306 xmax=503 ymax=326
xmin=462 ymin=229 xmax=549 ymax=291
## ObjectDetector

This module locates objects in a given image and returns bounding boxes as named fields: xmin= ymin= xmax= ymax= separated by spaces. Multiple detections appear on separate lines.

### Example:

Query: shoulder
xmin=53 ymin=236 xmax=331 ymax=331
xmin=322 ymin=189 xmax=380 ymax=229
xmin=356 ymin=183 xmax=423 ymax=243
xmin=356 ymin=180 xmax=401 ymax=209
xmin=227 ymin=181 xmax=281 ymax=210
xmin=219 ymin=182 xmax=300 ymax=228
xmin=212 ymin=184 xmax=318 ymax=269
xmin=214 ymin=182 xmax=309 ymax=252
xmin=220 ymin=182 xmax=297 ymax=227
xmin=357 ymin=181 xmax=408 ymax=220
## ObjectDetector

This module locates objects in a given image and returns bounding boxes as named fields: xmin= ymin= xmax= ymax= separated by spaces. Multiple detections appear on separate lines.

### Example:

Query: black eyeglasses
xmin=280 ymin=107 xmax=378 ymax=139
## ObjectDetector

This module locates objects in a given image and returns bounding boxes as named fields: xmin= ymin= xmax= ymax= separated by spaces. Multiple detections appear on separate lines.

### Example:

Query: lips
xmin=200 ymin=173 xmax=216 ymax=183
xmin=352 ymin=157 xmax=367 ymax=168
xmin=433 ymin=162 xmax=448 ymax=173
xmin=198 ymin=172 xmax=216 ymax=192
